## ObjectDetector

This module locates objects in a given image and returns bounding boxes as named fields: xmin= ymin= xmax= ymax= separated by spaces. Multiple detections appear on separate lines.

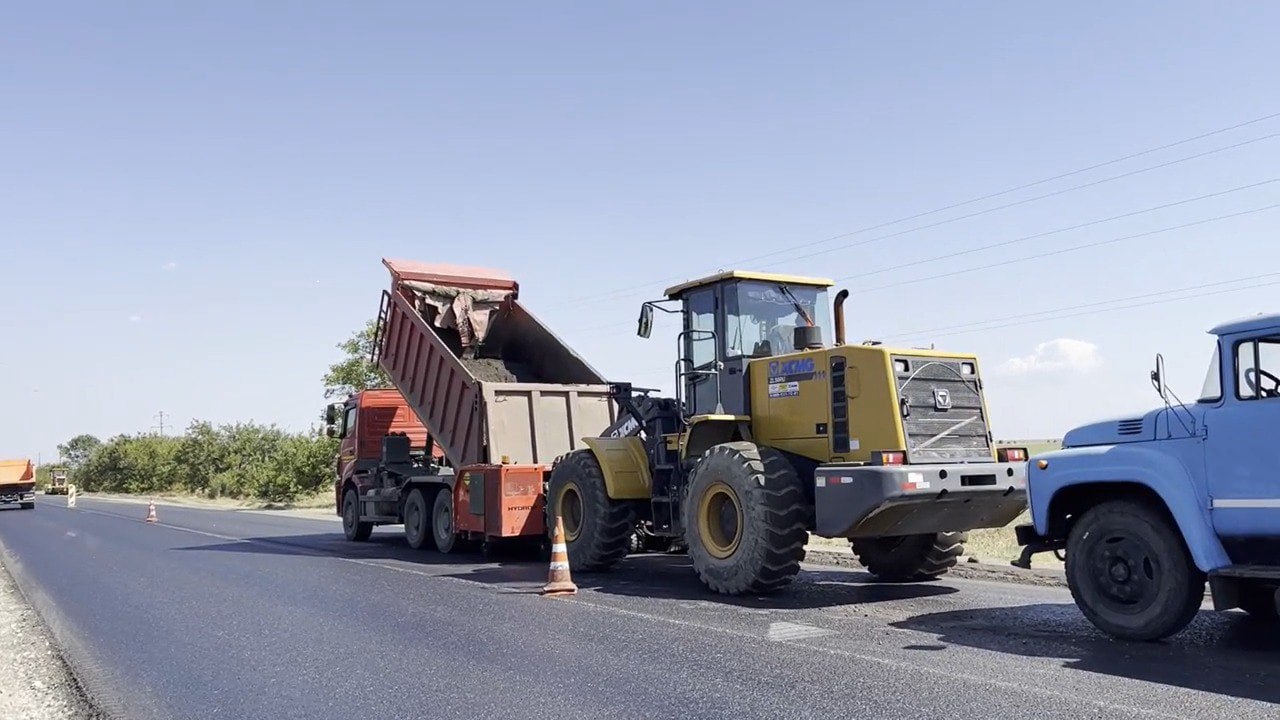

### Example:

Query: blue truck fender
xmin=1029 ymin=444 xmax=1231 ymax=572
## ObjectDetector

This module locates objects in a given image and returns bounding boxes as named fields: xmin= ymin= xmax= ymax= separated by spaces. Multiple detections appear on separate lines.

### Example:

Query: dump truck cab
xmin=552 ymin=269 xmax=1028 ymax=595
xmin=1018 ymin=313 xmax=1280 ymax=641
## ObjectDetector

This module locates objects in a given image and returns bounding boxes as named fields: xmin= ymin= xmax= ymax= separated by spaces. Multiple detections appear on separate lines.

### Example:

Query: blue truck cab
xmin=1017 ymin=313 xmax=1280 ymax=641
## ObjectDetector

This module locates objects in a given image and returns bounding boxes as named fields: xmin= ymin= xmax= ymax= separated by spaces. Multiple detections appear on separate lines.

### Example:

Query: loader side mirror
xmin=1151 ymin=353 xmax=1167 ymax=400
xmin=637 ymin=304 xmax=654 ymax=339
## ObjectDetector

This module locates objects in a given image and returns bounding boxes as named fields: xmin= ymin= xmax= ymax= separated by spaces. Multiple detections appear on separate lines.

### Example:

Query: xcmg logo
xmin=768 ymin=358 xmax=816 ymax=378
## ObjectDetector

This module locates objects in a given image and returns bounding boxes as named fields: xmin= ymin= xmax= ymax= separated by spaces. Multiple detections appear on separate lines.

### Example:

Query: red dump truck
xmin=0 ymin=459 xmax=37 ymax=510
xmin=325 ymin=259 xmax=617 ymax=553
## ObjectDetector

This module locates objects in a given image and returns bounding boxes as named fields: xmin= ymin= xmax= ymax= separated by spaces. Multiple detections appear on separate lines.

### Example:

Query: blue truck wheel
xmin=1066 ymin=499 xmax=1204 ymax=641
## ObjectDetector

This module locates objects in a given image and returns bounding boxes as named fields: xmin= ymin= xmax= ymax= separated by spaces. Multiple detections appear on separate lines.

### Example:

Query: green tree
xmin=323 ymin=319 xmax=390 ymax=398
xmin=57 ymin=434 xmax=102 ymax=469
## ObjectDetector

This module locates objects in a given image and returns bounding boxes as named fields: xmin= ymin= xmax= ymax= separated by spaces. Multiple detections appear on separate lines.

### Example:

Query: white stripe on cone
xmin=549 ymin=561 xmax=570 ymax=571
xmin=551 ymin=543 xmax=567 ymax=553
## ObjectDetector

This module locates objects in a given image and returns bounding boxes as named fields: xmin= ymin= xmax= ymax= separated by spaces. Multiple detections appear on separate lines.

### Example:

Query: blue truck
xmin=1016 ymin=313 xmax=1280 ymax=641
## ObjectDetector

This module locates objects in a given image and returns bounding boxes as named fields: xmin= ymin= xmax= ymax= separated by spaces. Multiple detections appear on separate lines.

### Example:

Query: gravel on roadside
xmin=0 ymin=560 xmax=104 ymax=720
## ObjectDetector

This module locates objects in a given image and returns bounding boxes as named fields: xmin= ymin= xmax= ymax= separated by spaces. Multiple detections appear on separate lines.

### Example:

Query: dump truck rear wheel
xmin=432 ymin=487 xmax=458 ymax=554
xmin=685 ymin=442 xmax=808 ymax=595
xmin=1065 ymin=499 xmax=1204 ymax=641
xmin=548 ymin=450 xmax=634 ymax=571
xmin=851 ymin=532 xmax=966 ymax=582
xmin=403 ymin=488 xmax=430 ymax=550
xmin=342 ymin=488 xmax=373 ymax=542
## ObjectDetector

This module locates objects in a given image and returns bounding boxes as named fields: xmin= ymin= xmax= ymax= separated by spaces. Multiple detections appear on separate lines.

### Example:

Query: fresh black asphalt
xmin=0 ymin=496 xmax=1276 ymax=719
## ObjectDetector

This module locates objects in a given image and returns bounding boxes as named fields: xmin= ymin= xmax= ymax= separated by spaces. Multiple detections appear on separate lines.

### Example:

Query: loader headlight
xmin=894 ymin=359 xmax=910 ymax=374
xmin=961 ymin=362 xmax=975 ymax=375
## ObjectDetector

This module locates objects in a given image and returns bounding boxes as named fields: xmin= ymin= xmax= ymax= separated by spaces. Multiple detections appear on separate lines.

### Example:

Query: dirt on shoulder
xmin=0 ymin=561 xmax=103 ymax=719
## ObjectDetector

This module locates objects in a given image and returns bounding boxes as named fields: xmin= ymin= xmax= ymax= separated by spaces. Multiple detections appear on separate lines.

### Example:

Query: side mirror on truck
xmin=324 ymin=403 xmax=341 ymax=425
xmin=1150 ymin=353 xmax=1167 ymax=400
xmin=637 ymin=304 xmax=654 ymax=339
xmin=325 ymin=425 xmax=338 ymax=438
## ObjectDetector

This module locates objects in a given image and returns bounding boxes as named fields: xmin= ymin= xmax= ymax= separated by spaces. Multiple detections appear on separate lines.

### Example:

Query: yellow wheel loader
xmin=548 ymin=271 xmax=1028 ymax=595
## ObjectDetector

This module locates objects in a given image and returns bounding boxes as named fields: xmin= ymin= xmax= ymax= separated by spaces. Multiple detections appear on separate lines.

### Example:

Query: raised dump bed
xmin=373 ymin=258 xmax=615 ymax=469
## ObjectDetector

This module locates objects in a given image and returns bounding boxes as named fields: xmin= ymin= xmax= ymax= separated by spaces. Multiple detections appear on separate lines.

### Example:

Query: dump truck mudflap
xmin=813 ymin=462 xmax=1027 ymax=538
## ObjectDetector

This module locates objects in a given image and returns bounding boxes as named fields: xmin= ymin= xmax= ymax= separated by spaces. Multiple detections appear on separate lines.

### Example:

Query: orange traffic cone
xmin=541 ymin=516 xmax=578 ymax=597
xmin=145 ymin=500 xmax=157 ymax=523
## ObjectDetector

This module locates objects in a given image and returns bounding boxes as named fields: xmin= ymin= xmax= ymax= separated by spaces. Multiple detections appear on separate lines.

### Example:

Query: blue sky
xmin=3 ymin=2 xmax=1278 ymax=462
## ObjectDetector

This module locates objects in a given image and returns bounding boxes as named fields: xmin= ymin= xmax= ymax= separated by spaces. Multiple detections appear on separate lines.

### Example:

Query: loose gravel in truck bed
xmin=460 ymin=357 xmax=541 ymax=383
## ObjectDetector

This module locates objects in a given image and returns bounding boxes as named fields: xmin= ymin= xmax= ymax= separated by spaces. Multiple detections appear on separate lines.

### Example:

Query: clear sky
xmin=4 ymin=2 xmax=1278 ymax=463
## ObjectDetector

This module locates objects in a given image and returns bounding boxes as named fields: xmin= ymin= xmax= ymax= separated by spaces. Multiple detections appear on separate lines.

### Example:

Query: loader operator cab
xmin=637 ymin=271 xmax=835 ymax=418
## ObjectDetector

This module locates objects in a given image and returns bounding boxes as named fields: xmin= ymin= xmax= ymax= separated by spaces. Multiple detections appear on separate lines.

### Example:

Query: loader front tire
xmin=851 ymin=532 xmax=966 ymax=582
xmin=549 ymin=450 xmax=634 ymax=571
xmin=685 ymin=442 xmax=809 ymax=595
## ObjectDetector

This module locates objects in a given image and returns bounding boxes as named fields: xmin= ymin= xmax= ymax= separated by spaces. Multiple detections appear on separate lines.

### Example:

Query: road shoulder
xmin=0 ymin=555 xmax=103 ymax=719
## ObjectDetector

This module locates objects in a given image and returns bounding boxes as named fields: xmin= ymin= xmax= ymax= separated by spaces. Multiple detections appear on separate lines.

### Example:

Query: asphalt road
xmin=0 ymin=495 xmax=1277 ymax=720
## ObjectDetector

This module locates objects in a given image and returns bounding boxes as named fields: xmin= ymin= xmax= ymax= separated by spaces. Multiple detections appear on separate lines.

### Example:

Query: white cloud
xmin=162 ymin=261 xmax=178 ymax=271
xmin=996 ymin=338 xmax=1101 ymax=376
xmin=128 ymin=314 xmax=143 ymax=323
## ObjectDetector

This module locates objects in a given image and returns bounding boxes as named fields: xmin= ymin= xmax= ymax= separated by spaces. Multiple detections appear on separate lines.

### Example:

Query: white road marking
xmin=766 ymin=621 xmax=834 ymax=642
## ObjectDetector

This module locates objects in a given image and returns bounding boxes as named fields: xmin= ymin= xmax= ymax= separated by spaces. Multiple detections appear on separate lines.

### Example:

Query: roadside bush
xmin=70 ymin=422 xmax=338 ymax=503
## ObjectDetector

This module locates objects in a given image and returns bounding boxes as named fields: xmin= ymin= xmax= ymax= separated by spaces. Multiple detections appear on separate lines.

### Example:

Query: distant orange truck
xmin=0 ymin=459 xmax=36 ymax=509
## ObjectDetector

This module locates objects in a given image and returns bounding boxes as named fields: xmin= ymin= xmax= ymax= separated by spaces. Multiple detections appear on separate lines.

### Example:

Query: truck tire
xmin=685 ymin=442 xmax=809 ymax=595
xmin=1237 ymin=585 xmax=1280 ymax=623
xmin=548 ymin=450 xmax=634 ymax=571
xmin=403 ymin=488 xmax=431 ymax=550
xmin=432 ymin=487 xmax=458 ymax=554
xmin=342 ymin=488 xmax=373 ymax=542
xmin=850 ymin=532 xmax=966 ymax=582
xmin=1066 ymin=499 xmax=1205 ymax=641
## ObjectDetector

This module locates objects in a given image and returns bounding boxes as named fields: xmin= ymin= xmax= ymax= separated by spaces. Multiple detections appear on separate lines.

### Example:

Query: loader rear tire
xmin=548 ymin=450 xmax=634 ymax=571
xmin=403 ymin=488 xmax=430 ymax=550
xmin=342 ymin=488 xmax=373 ymax=542
xmin=685 ymin=442 xmax=809 ymax=595
xmin=851 ymin=532 xmax=966 ymax=582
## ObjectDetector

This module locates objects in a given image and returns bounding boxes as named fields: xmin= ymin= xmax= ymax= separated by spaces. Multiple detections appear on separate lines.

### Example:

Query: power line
xmin=567 ymin=195 xmax=1280 ymax=342
xmin=755 ymin=132 xmax=1280 ymax=271
xmin=844 ymin=201 xmax=1280 ymax=292
xmin=883 ymin=270 xmax=1280 ymax=341
xmin=549 ymin=110 xmax=1280 ymax=307
xmin=889 ymin=276 xmax=1280 ymax=344
xmin=844 ymin=179 xmax=1277 ymax=280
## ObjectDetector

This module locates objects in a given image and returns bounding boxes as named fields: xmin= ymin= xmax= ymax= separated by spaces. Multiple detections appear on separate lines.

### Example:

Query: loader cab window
xmin=726 ymin=281 xmax=832 ymax=358
xmin=682 ymin=288 xmax=719 ymax=415
xmin=342 ymin=407 xmax=357 ymax=438
xmin=1235 ymin=336 xmax=1280 ymax=400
